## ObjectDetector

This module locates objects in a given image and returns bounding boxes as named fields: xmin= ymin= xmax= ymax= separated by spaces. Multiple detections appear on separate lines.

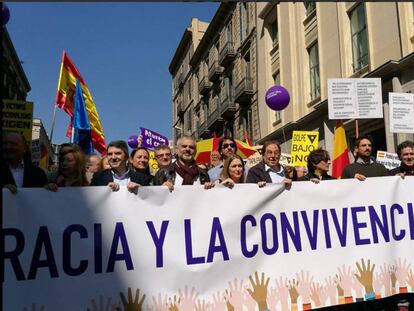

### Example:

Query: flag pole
xmin=49 ymin=103 xmax=58 ymax=143
xmin=355 ymin=119 xmax=359 ymax=138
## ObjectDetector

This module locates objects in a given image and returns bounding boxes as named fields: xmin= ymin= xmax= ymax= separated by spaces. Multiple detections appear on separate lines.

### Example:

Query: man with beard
xmin=2 ymin=131 xmax=47 ymax=193
xmin=90 ymin=140 xmax=151 ymax=193
xmin=341 ymin=135 xmax=388 ymax=180
xmin=389 ymin=140 xmax=414 ymax=177
xmin=154 ymin=135 xmax=213 ymax=191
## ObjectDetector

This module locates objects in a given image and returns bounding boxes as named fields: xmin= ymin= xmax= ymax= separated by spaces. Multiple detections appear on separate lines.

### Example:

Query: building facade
xmin=169 ymin=3 xmax=261 ymax=145
xmin=171 ymin=2 xmax=414 ymax=158
xmin=256 ymin=2 xmax=414 ymax=156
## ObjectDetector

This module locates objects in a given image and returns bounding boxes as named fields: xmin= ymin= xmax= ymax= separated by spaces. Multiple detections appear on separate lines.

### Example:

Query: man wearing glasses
xmin=208 ymin=137 xmax=243 ymax=182
xmin=154 ymin=144 xmax=173 ymax=169
xmin=246 ymin=140 xmax=292 ymax=187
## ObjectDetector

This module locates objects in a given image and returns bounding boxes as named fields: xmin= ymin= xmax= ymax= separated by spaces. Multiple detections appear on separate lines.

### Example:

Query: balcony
xmin=234 ymin=77 xmax=254 ymax=104
xmin=198 ymin=121 xmax=210 ymax=139
xmin=177 ymin=101 xmax=184 ymax=118
xmin=207 ymin=105 xmax=225 ymax=131
xmin=208 ymin=60 xmax=224 ymax=82
xmin=198 ymin=76 xmax=212 ymax=95
xmin=177 ymin=73 xmax=185 ymax=89
xmin=219 ymin=41 xmax=236 ymax=67
xmin=220 ymin=93 xmax=237 ymax=119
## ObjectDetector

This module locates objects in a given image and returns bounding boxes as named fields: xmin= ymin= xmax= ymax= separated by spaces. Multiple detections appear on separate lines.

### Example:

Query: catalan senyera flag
xmin=55 ymin=51 xmax=106 ymax=154
xmin=332 ymin=120 xmax=350 ymax=178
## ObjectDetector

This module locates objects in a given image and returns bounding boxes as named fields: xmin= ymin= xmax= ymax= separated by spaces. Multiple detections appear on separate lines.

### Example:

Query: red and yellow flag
xmin=195 ymin=137 xmax=219 ymax=165
xmin=55 ymin=51 xmax=106 ymax=154
xmin=332 ymin=120 xmax=350 ymax=178
xmin=235 ymin=139 xmax=257 ymax=159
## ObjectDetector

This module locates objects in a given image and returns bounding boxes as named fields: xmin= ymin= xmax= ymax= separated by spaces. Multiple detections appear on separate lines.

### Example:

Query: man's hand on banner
xmin=108 ymin=182 xmax=120 ymax=192
xmin=3 ymin=184 xmax=17 ymax=194
xmin=127 ymin=182 xmax=141 ymax=195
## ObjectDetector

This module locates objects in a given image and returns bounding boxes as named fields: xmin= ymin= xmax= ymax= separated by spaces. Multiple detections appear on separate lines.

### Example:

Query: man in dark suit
xmin=246 ymin=140 xmax=292 ymax=187
xmin=2 ymin=132 xmax=47 ymax=193
xmin=90 ymin=140 xmax=150 ymax=193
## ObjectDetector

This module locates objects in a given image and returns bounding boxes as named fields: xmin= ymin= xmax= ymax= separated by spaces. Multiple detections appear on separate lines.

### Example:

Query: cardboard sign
xmin=140 ymin=127 xmax=169 ymax=150
xmin=2 ymin=99 xmax=33 ymax=146
xmin=328 ymin=78 xmax=383 ymax=120
xmin=389 ymin=92 xmax=414 ymax=133
xmin=376 ymin=150 xmax=401 ymax=170
xmin=290 ymin=130 xmax=319 ymax=166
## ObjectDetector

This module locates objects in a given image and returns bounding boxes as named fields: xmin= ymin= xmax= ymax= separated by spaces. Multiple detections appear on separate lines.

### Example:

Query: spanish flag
xmin=55 ymin=51 xmax=106 ymax=154
xmin=332 ymin=120 xmax=350 ymax=178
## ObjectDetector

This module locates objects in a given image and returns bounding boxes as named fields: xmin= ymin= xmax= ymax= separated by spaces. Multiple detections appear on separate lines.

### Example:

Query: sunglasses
xmin=222 ymin=143 xmax=236 ymax=149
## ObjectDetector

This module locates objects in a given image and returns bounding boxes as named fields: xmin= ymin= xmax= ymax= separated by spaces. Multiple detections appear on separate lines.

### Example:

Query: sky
xmin=6 ymin=2 xmax=219 ymax=148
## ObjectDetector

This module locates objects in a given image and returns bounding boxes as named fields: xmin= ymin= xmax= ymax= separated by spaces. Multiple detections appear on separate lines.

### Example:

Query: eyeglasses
xmin=156 ymin=153 xmax=171 ymax=159
xmin=222 ymin=143 xmax=236 ymax=149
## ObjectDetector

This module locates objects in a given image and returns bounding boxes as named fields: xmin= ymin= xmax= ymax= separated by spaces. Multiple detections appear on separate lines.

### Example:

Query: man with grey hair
xmin=154 ymin=135 xmax=213 ymax=191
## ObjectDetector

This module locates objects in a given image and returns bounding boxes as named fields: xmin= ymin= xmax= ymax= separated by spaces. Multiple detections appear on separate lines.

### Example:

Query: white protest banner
xmin=3 ymin=177 xmax=414 ymax=311
xmin=376 ymin=150 xmax=401 ymax=170
xmin=389 ymin=92 xmax=414 ymax=133
xmin=328 ymin=78 xmax=383 ymax=120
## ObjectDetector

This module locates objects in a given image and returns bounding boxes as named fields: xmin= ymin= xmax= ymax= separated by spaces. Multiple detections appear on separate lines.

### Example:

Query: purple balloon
xmin=265 ymin=85 xmax=290 ymax=111
xmin=2 ymin=3 xmax=10 ymax=26
xmin=127 ymin=135 xmax=139 ymax=149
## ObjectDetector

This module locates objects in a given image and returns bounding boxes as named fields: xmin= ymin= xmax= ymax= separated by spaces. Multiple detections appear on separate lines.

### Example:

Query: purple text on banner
xmin=140 ymin=127 xmax=169 ymax=150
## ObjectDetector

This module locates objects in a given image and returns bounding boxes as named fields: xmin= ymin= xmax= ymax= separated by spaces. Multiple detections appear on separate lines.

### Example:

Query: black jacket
xmin=1 ymin=162 xmax=47 ymax=188
xmin=154 ymin=163 xmax=210 ymax=185
xmin=90 ymin=169 xmax=151 ymax=186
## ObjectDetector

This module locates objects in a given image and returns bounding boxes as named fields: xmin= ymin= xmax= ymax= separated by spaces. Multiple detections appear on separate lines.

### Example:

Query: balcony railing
xmin=177 ymin=101 xmax=184 ymax=117
xmin=234 ymin=77 xmax=254 ymax=104
xmin=219 ymin=41 xmax=236 ymax=67
xmin=207 ymin=99 xmax=225 ymax=130
xmin=198 ymin=121 xmax=210 ymax=139
xmin=177 ymin=73 xmax=185 ymax=89
xmin=198 ymin=76 xmax=212 ymax=95
xmin=208 ymin=60 xmax=224 ymax=82
xmin=220 ymin=93 xmax=237 ymax=118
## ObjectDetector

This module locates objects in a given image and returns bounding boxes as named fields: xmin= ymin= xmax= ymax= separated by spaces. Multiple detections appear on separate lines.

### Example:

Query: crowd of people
xmin=2 ymin=131 xmax=413 ymax=194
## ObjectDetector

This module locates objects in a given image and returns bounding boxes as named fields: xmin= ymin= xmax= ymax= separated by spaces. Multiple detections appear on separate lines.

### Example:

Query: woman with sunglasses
xmin=300 ymin=148 xmax=334 ymax=183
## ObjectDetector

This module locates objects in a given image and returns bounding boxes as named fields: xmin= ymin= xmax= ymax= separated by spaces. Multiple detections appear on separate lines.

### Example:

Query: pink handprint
xmin=324 ymin=276 xmax=337 ymax=305
xmin=267 ymin=287 xmax=278 ymax=311
xmin=337 ymin=265 xmax=354 ymax=297
xmin=151 ymin=293 xmax=168 ymax=311
xmin=274 ymin=277 xmax=289 ymax=311
xmin=211 ymin=291 xmax=226 ymax=311
xmin=178 ymin=286 xmax=198 ymax=311
xmin=195 ymin=299 xmax=210 ymax=311
xmin=379 ymin=264 xmax=392 ymax=296
xmin=351 ymin=274 xmax=364 ymax=299
xmin=243 ymin=287 xmax=256 ymax=311
xmin=407 ymin=269 xmax=414 ymax=291
xmin=228 ymin=278 xmax=244 ymax=310
xmin=310 ymin=282 xmax=324 ymax=307
xmin=395 ymin=258 xmax=411 ymax=288
xmin=373 ymin=272 xmax=382 ymax=296
xmin=296 ymin=270 xmax=314 ymax=304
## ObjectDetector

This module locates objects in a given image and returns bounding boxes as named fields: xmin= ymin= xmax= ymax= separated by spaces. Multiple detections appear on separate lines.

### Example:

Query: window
xmin=305 ymin=1 xmax=316 ymax=16
xmin=308 ymin=43 xmax=320 ymax=100
xmin=272 ymin=72 xmax=281 ymax=122
xmin=350 ymin=3 xmax=369 ymax=72
xmin=269 ymin=19 xmax=278 ymax=47
xmin=226 ymin=21 xmax=233 ymax=43
xmin=186 ymin=110 xmax=192 ymax=133
xmin=239 ymin=3 xmax=248 ymax=43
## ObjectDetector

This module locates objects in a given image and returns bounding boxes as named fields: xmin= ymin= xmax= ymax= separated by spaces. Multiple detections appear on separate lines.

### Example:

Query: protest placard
xmin=328 ymin=78 xmax=383 ymax=120
xmin=290 ymin=130 xmax=319 ymax=166
xmin=389 ymin=92 xmax=414 ymax=133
